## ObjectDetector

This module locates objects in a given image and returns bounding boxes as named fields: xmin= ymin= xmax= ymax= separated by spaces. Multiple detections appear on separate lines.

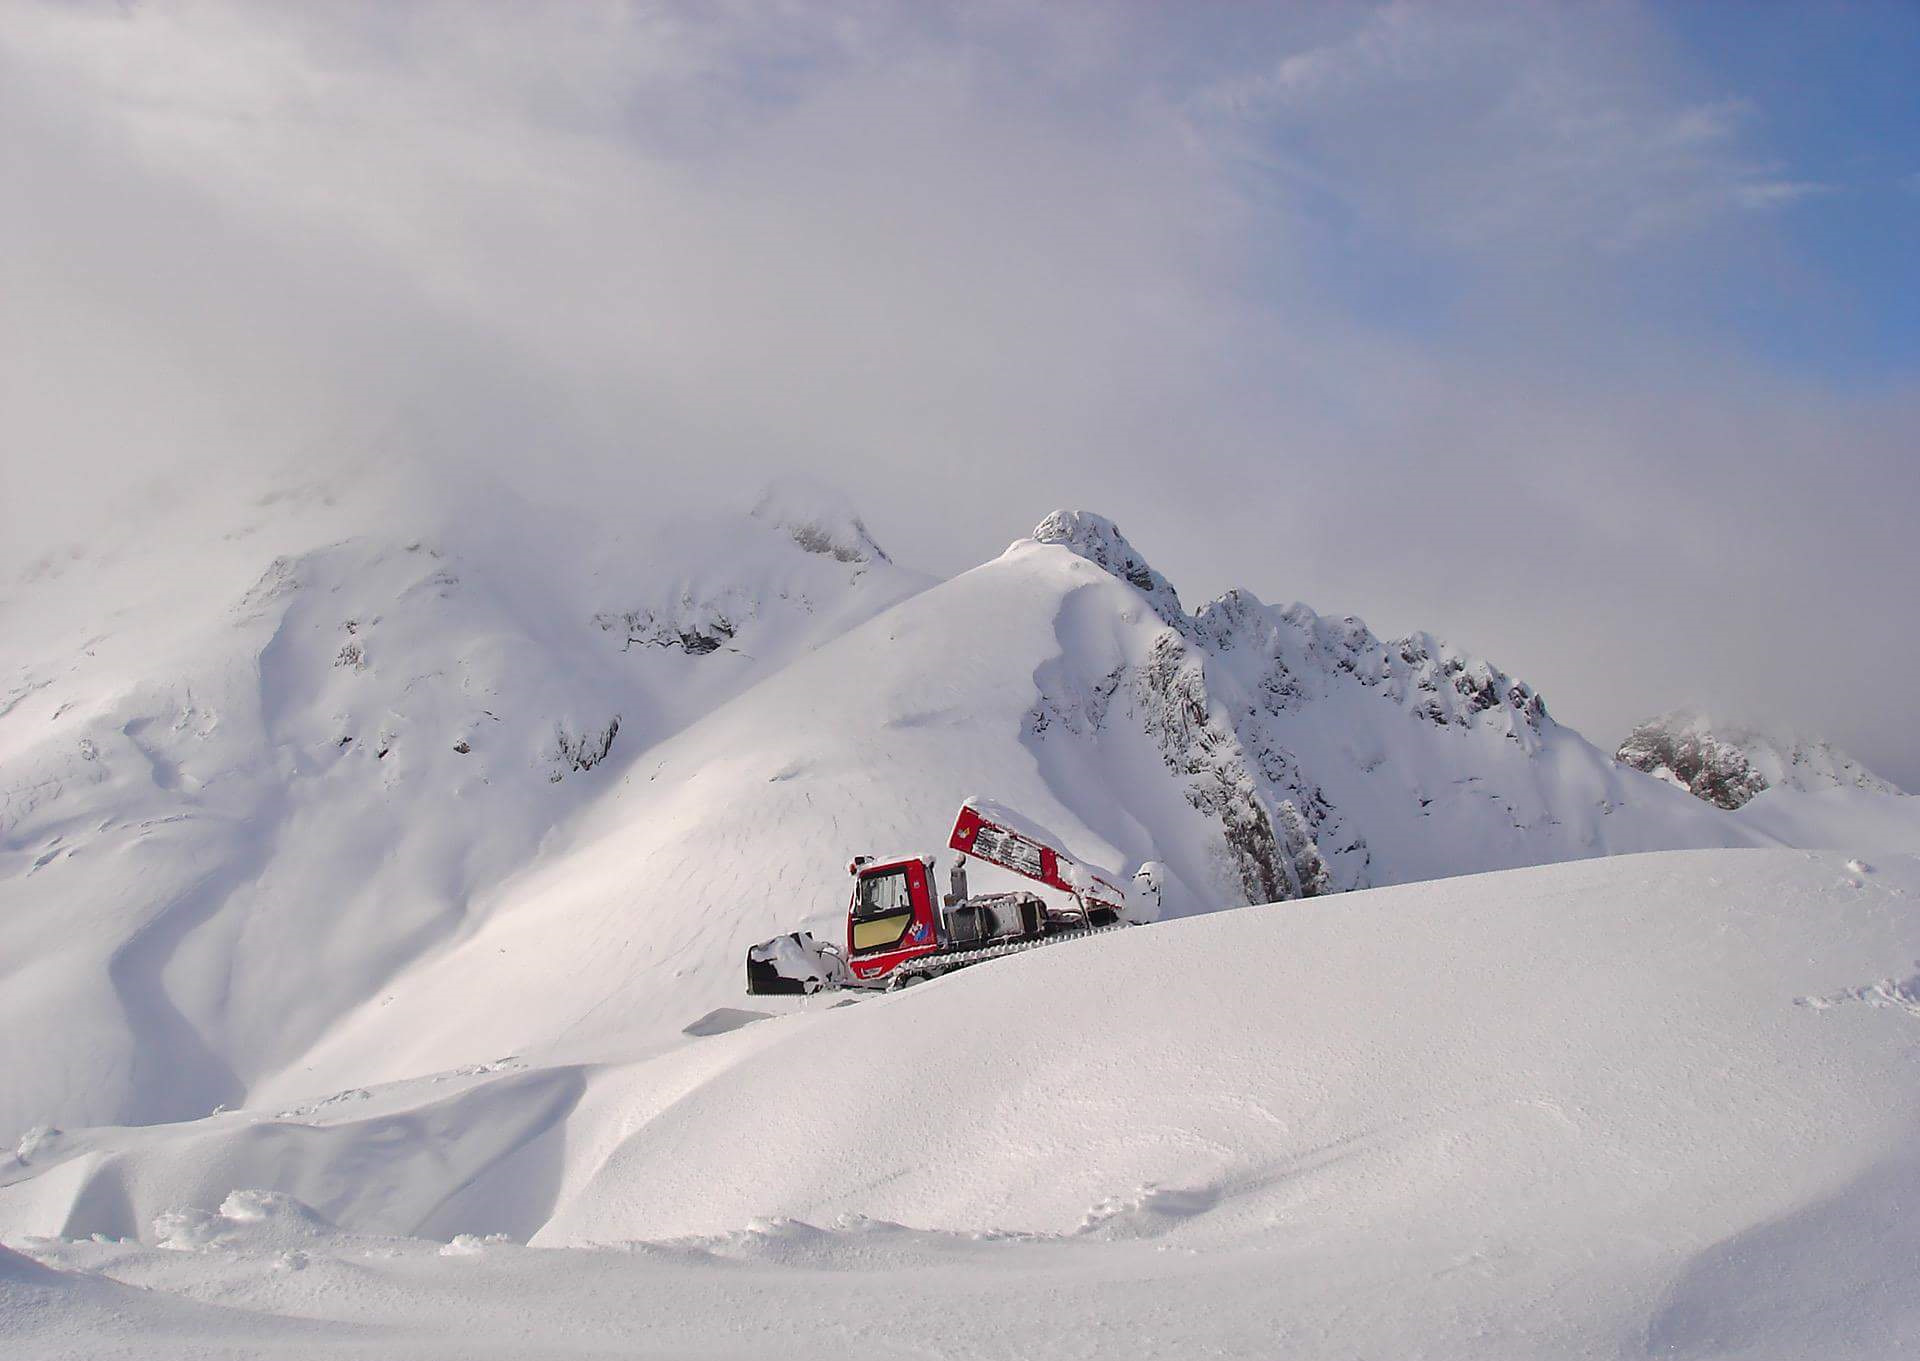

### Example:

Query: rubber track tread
xmin=886 ymin=922 xmax=1130 ymax=986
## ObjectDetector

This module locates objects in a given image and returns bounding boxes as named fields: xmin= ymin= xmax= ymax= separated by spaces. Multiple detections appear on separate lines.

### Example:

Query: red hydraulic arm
xmin=947 ymin=800 xmax=1127 ymax=913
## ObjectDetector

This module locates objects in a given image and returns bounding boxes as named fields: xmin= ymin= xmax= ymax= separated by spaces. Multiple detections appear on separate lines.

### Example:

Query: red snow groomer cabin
xmin=745 ymin=799 xmax=1160 ymax=996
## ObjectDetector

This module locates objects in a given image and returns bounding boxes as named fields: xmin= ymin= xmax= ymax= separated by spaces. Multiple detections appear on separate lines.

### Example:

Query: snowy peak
xmin=1017 ymin=515 xmax=1609 ymax=913
xmin=1616 ymin=709 xmax=1900 ymax=809
xmin=1030 ymin=510 xmax=1185 ymax=626
xmin=1126 ymin=592 xmax=1562 ymax=900
xmin=1026 ymin=511 xmax=1549 ymax=745
xmin=749 ymin=478 xmax=891 ymax=565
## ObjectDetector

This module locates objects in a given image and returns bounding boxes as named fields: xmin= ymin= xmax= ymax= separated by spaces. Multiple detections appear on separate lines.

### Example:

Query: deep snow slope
xmin=0 ymin=475 xmax=928 ymax=1135
xmin=246 ymin=531 xmax=1222 ymax=1096
xmin=6 ymin=850 xmax=1920 ymax=1360
xmin=1735 ymin=784 xmax=1920 ymax=854
xmin=1618 ymin=707 xmax=1901 ymax=808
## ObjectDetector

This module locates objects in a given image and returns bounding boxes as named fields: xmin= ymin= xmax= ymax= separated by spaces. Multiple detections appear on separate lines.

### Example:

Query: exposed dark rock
xmin=1616 ymin=710 xmax=1897 ymax=809
xmin=595 ymin=607 xmax=739 ymax=656
xmin=552 ymin=716 xmax=620 ymax=779
xmin=1129 ymin=631 xmax=1323 ymax=904
xmin=1617 ymin=722 xmax=1768 ymax=810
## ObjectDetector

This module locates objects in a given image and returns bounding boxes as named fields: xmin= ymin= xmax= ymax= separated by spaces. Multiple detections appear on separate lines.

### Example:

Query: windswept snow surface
xmin=7 ymin=850 xmax=1920 ymax=1358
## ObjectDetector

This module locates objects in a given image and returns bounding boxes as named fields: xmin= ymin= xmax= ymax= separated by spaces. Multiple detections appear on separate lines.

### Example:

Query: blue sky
xmin=1205 ymin=1 xmax=1920 ymax=385
xmin=1659 ymin=1 xmax=1920 ymax=384
xmin=2 ymin=1 xmax=1915 ymax=783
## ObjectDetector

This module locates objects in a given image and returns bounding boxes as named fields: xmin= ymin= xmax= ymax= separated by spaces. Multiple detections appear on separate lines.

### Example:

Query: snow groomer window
xmin=851 ymin=869 xmax=914 ymax=952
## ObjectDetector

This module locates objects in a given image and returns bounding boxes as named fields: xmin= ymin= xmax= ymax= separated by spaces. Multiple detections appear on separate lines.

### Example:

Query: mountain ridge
xmin=2 ymin=486 xmax=1913 ymax=1136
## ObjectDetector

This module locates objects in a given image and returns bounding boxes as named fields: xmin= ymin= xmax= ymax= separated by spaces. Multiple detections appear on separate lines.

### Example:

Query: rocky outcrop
xmin=550 ymin=716 xmax=621 ymax=779
xmin=1033 ymin=510 xmax=1186 ymax=629
xmin=1616 ymin=710 xmax=1896 ymax=810
xmin=1130 ymin=631 xmax=1329 ymax=902
xmin=1193 ymin=592 xmax=1547 ymax=743
xmin=594 ymin=601 xmax=741 ymax=655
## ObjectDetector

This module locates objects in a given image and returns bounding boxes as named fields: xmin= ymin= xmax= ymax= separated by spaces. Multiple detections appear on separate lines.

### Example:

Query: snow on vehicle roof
xmin=859 ymin=852 xmax=935 ymax=870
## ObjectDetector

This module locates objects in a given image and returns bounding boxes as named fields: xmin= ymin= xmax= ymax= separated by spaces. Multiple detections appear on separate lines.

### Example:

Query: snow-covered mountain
xmin=3 ymin=486 xmax=1915 ymax=1141
xmin=1616 ymin=708 xmax=1901 ymax=808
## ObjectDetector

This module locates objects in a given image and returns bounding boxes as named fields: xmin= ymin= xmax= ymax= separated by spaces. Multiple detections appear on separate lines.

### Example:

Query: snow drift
xmin=6 ymin=850 xmax=1920 ymax=1359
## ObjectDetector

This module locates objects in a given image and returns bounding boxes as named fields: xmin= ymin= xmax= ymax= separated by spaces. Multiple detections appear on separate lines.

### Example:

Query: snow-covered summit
xmin=1016 ymin=514 xmax=1567 ymax=902
xmin=1031 ymin=510 xmax=1186 ymax=626
xmin=1026 ymin=510 xmax=1548 ymax=746
xmin=1616 ymin=708 xmax=1901 ymax=809
xmin=1017 ymin=506 xmax=1874 ymax=892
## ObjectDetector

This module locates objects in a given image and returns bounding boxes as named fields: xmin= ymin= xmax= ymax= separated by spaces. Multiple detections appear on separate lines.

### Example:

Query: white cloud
xmin=1 ymin=0 xmax=1234 ymax=545
xmin=1 ymin=0 xmax=1913 ymax=786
